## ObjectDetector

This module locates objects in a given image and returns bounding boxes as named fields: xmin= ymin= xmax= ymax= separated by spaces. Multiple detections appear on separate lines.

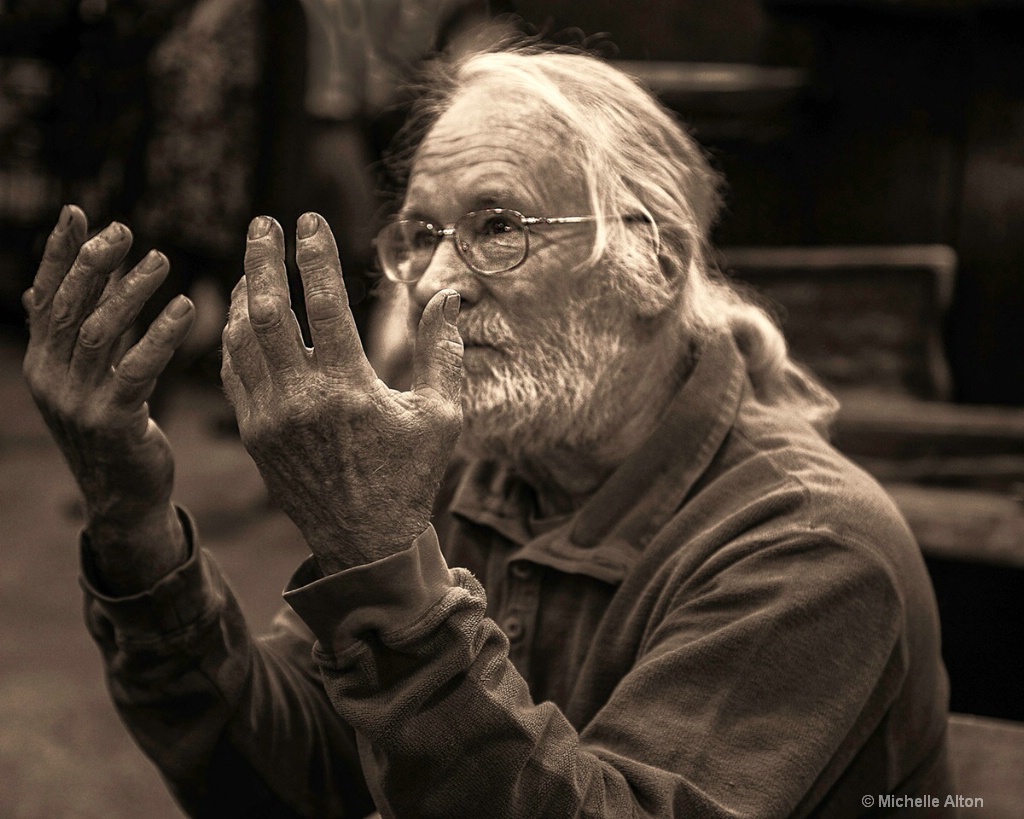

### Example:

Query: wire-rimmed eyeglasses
xmin=374 ymin=208 xmax=647 ymax=283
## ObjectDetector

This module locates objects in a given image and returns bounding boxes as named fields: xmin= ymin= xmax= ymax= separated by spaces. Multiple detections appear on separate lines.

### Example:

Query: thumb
xmin=412 ymin=289 xmax=463 ymax=408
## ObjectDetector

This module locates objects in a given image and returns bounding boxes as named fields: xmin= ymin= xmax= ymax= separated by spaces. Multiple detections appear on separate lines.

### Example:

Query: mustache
xmin=454 ymin=310 xmax=516 ymax=349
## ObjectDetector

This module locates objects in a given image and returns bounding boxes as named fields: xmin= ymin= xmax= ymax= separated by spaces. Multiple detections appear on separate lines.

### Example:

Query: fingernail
xmin=98 ymin=222 xmax=128 ymax=245
xmin=443 ymin=291 xmax=461 ymax=323
xmin=168 ymin=295 xmax=192 ymax=318
xmin=249 ymin=216 xmax=272 ymax=239
xmin=297 ymin=212 xmax=319 ymax=239
xmin=138 ymin=249 xmax=165 ymax=274
xmin=57 ymin=205 xmax=72 ymax=232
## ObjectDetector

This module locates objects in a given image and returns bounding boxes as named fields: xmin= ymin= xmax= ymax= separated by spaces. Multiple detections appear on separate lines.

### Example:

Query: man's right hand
xmin=22 ymin=205 xmax=195 ymax=594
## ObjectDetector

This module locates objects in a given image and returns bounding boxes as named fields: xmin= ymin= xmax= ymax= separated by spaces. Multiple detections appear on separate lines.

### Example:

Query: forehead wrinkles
xmin=431 ymin=85 xmax=554 ymax=145
xmin=409 ymin=90 xmax=584 ymax=207
xmin=415 ymin=138 xmax=536 ymax=175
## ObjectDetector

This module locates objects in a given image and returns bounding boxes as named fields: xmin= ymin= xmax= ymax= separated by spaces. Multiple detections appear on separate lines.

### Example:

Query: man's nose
xmin=410 ymin=237 xmax=479 ymax=310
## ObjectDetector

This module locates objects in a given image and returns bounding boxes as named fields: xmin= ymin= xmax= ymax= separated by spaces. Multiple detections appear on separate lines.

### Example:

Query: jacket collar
xmin=449 ymin=331 xmax=746 ymax=584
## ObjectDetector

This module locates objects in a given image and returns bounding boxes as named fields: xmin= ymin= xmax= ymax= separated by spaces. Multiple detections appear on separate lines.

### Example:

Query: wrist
xmin=308 ymin=520 xmax=427 ymax=575
xmin=86 ymin=502 xmax=189 ymax=596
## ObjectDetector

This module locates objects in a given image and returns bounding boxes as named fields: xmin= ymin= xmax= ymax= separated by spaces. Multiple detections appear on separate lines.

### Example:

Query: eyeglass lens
xmin=378 ymin=209 xmax=529 ymax=281
xmin=459 ymin=210 xmax=526 ymax=274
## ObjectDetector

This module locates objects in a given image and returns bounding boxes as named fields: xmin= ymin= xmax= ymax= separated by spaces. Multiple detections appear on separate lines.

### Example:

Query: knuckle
xmin=247 ymin=293 xmax=288 ymax=331
xmin=76 ymin=316 xmax=109 ymax=350
xmin=48 ymin=291 xmax=77 ymax=327
xmin=222 ymin=320 xmax=250 ymax=353
xmin=278 ymin=389 xmax=319 ymax=423
xmin=304 ymin=284 xmax=344 ymax=316
xmin=437 ymin=338 xmax=464 ymax=368
xmin=21 ymin=359 xmax=46 ymax=396
xmin=295 ymin=238 xmax=331 ymax=268
xmin=100 ymin=289 xmax=135 ymax=324
xmin=39 ymin=243 xmax=64 ymax=268
xmin=115 ymin=358 xmax=150 ymax=388
xmin=306 ymin=310 xmax=345 ymax=338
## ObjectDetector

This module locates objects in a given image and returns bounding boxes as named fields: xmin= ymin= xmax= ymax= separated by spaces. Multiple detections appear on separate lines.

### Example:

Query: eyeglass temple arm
xmin=526 ymin=214 xmax=660 ymax=255
xmin=525 ymin=214 xmax=654 ymax=226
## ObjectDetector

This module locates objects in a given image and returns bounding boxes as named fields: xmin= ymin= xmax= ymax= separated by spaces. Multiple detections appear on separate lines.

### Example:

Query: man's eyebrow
xmin=397 ymin=191 xmax=529 ymax=223
xmin=396 ymin=207 xmax=431 ymax=221
xmin=471 ymin=191 xmax=513 ymax=209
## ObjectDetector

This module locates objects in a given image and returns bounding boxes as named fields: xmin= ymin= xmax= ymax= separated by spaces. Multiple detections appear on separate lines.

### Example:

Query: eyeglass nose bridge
xmin=434 ymin=225 xmax=466 ymax=253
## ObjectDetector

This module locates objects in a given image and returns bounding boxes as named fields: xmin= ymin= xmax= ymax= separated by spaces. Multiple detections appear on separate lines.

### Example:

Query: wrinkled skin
xmin=221 ymin=212 xmax=463 ymax=573
xmin=22 ymin=206 xmax=194 ymax=593
xmin=23 ymin=205 xmax=463 ymax=591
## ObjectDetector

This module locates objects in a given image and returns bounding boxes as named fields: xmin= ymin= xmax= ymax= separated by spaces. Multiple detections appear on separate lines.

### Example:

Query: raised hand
xmin=22 ymin=205 xmax=194 ymax=593
xmin=221 ymin=213 xmax=463 ymax=574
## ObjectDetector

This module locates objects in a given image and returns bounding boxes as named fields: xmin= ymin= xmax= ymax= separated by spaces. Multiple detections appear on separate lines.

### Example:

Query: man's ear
xmin=656 ymin=231 xmax=694 ymax=285
xmin=589 ymin=231 xmax=693 ymax=319
xmin=603 ymin=255 xmax=672 ymax=320
xmin=627 ymin=236 xmax=694 ymax=319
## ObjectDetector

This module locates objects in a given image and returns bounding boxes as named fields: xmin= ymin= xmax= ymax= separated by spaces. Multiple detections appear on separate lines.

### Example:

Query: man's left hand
xmin=222 ymin=213 xmax=463 ymax=574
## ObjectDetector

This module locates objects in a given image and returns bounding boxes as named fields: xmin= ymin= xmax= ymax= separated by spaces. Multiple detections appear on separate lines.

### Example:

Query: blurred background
xmin=1 ymin=0 xmax=1022 ymax=816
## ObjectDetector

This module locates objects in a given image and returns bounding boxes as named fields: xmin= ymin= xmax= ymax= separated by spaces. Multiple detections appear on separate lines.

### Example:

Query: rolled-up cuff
xmin=79 ymin=507 xmax=224 ymax=641
xmin=283 ymin=526 xmax=454 ymax=655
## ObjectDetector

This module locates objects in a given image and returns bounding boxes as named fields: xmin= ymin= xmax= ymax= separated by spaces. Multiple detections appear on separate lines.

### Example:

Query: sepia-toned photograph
xmin=1 ymin=1 xmax=1022 ymax=817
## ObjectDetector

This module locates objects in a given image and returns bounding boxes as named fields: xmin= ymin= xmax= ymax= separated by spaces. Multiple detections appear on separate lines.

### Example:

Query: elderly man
xmin=23 ymin=47 xmax=952 ymax=818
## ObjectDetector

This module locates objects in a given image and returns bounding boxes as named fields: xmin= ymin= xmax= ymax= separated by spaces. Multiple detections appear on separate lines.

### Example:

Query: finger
xmin=412 ymin=290 xmax=463 ymax=408
xmin=244 ymin=216 xmax=306 ymax=383
xmin=110 ymin=295 xmax=194 ymax=408
xmin=219 ymin=346 xmax=247 ymax=415
xmin=96 ymin=259 xmax=129 ymax=305
xmin=24 ymin=205 xmax=89 ymax=335
xmin=294 ymin=212 xmax=370 ymax=378
xmin=48 ymin=222 xmax=133 ymax=364
xmin=69 ymin=250 xmax=171 ymax=386
xmin=222 ymin=276 xmax=270 ymax=396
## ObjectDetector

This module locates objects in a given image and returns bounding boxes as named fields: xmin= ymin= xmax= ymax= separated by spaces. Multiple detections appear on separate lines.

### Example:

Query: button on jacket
xmin=82 ymin=330 xmax=953 ymax=818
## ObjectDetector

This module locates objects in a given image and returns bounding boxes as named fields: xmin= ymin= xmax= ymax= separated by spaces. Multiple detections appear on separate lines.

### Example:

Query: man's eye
xmin=479 ymin=215 xmax=515 ymax=236
xmin=410 ymin=227 xmax=436 ymax=249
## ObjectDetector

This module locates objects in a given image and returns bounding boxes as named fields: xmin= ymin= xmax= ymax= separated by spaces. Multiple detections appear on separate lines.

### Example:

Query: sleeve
xmin=284 ymin=526 xmax=913 ymax=819
xmin=80 ymin=507 xmax=377 ymax=819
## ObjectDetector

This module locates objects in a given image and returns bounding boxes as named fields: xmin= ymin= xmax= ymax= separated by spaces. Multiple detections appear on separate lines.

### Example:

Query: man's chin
xmin=459 ymin=365 xmax=504 ymax=407
xmin=460 ymin=390 xmax=565 ymax=464
xmin=460 ymin=387 xmax=522 ymax=454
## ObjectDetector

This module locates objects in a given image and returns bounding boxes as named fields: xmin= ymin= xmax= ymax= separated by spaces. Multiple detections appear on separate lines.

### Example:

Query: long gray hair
xmin=386 ymin=44 xmax=838 ymax=433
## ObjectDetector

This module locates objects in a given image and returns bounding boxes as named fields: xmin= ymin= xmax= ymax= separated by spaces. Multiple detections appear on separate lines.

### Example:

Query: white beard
xmin=457 ymin=301 xmax=634 ymax=466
